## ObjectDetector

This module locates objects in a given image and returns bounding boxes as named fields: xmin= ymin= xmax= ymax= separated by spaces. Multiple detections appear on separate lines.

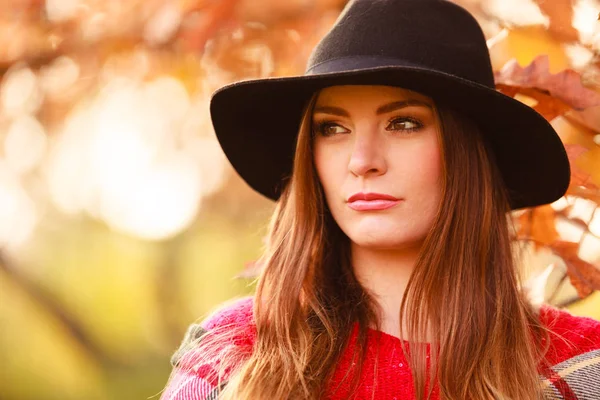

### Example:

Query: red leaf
xmin=495 ymin=55 xmax=600 ymax=111
xmin=496 ymin=84 xmax=571 ymax=121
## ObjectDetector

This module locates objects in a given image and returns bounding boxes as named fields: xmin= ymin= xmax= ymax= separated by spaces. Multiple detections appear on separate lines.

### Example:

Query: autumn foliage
xmin=0 ymin=1 xmax=599 ymax=399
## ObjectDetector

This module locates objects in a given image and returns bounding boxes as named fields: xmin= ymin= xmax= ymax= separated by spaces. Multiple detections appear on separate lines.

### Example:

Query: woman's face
xmin=312 ymin=85 xmax=442 ymax=250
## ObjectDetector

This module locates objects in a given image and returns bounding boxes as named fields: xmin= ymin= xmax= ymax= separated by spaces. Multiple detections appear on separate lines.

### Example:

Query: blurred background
xmin=0 ymin=0 xmax=599 ymax=399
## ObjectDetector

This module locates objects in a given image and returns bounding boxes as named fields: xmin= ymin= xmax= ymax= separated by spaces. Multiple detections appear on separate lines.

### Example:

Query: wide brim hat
xmin=209 ymin=0 xmax=570 ymax=210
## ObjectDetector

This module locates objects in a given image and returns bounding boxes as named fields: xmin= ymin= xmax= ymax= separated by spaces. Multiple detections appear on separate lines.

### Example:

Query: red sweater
xmin=161 ymin=297 xmax=600 ymax=400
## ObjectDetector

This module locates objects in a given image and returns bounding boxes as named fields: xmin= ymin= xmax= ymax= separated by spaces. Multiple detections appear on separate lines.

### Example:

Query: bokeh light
xmin=45 ymin=74 xmax=225 ymax=240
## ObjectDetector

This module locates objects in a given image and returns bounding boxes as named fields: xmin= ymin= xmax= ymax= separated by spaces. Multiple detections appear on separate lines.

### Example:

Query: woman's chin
xmin=346 ymin=229 xmax=425 ymax=251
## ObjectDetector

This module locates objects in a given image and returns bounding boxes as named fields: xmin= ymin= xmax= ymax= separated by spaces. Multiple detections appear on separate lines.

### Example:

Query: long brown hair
xmin=168 ymin=89 xmax=555 ymax=399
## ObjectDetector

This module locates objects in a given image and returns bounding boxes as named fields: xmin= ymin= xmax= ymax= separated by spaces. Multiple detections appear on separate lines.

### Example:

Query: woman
xmin=160 ymin=0 xmax=600 ymax=399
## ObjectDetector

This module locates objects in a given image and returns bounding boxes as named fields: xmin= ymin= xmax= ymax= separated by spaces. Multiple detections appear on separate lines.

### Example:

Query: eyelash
xmin=313 ymin=116 xmax=424 ymax=137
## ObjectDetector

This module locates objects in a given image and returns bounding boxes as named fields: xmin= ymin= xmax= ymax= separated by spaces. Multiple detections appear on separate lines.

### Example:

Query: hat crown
xmin=306 ymin=0 xmax=495 ymax=88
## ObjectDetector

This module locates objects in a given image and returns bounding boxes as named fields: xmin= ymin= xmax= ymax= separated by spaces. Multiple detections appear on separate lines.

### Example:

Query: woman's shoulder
xmin=161 ymin=297 xmax=256 ymax=400
xmin=201 ymin=295 xmax=255 ymax=331
xmin=536 ymin=304 xmax=600 ymax=398
xmin=538 ymin=303 xmax=600 ymax=364
xmin=170 ymin=296 xmax=256 ymax=369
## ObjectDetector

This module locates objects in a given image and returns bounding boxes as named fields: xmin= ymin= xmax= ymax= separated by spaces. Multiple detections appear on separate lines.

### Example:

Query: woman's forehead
xmin=314 ymin=85 xmax=433 ymax=107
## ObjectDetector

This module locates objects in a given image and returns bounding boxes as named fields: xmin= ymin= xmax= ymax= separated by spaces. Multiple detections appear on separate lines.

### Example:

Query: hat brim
xmin=210 ymin=66 xmax=570 ymax=210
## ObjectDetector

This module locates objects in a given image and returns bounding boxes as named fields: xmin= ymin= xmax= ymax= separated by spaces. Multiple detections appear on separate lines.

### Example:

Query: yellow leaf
xmin=488 ymin=26 xmax=570 ymax=73
xmin=552 ymin=116 xmax=597 ymax=148
xmin=577 ymin=146 xmax=600 ymax=187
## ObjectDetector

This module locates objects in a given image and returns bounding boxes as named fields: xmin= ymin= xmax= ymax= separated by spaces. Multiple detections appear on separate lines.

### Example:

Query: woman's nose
xmin=347 ymin=132 xmax=387 ymax=177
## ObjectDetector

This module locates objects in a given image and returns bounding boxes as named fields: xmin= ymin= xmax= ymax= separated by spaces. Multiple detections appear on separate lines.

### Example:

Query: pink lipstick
xmin=347 ymin=192 xmax=401 ymax=211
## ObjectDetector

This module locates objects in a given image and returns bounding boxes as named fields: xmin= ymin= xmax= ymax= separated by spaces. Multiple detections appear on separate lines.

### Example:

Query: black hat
xmin=209 ymin=0 xmax=570 ymax=210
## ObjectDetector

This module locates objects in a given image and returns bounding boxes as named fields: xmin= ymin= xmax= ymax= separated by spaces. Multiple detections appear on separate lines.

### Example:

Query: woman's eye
xmin=314 ymin=122 xmax=349 ymax=137
xmin=387 ymin=117 xmax=423 ymax=132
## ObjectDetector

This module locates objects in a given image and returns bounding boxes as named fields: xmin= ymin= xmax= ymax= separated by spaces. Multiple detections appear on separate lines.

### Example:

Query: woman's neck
xmin=350 ymin=243 xmax=421 ymax=340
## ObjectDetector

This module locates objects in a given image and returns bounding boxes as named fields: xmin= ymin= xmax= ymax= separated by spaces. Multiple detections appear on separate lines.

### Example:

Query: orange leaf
xmin=533 ymin=0 xmax=579 ymax=43
xmin=577 ymin=146 xmax=600 ymax=188
xmin=517 ymin=205 xmax=559 ymax=249
xmin=566 ymin=268 xmax=594 ymax=299
xmin=496 ymin=84 xmax=571 ymax=120
xmin=568 ymin=186 xmax=600 ymax=204
xmin=551 ymin=241 xmax=600 ymax=298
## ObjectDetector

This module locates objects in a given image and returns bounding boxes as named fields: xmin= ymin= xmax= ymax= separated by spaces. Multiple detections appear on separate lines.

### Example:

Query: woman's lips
xmin=346 ymin=192 xmax=401 ymax=211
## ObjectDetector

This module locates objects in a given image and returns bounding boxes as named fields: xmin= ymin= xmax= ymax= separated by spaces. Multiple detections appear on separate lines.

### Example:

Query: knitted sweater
xmin=161 ymin=296 xmax=600 ymax=400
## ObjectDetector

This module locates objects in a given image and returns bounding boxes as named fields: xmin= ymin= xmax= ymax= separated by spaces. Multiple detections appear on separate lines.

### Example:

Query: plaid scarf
xmin=161 ymin=298 xmax=600 ymax=400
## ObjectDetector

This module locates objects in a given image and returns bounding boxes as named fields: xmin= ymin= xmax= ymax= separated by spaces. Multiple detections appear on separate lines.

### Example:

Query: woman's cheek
xmin=408 ymin=133 xmax=442 ymax=186
xmin=315 ymin=143 xmax=344 ymax=186
xmin=418 ymin=139 xmax=443 ymax=212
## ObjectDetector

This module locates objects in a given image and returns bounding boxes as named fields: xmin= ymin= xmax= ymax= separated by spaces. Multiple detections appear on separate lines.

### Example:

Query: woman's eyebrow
xmin=313 ymin=100 xmax=432 ymax=117
xmin=376 ymin=100 xmax=432 ymax=114
xmin=312 ymin=105 xmax=350 ymax=117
